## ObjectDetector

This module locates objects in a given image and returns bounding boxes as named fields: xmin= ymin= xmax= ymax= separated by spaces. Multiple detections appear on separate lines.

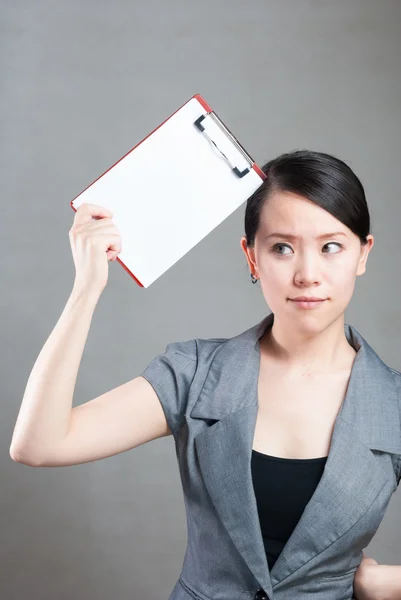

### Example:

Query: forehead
xmin=259 ymin=190 xmax=349 ymax=235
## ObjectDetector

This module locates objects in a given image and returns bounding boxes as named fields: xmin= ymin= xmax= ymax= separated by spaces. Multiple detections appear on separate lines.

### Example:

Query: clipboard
xmin=70 ymin=93 xmax=266 ymax=288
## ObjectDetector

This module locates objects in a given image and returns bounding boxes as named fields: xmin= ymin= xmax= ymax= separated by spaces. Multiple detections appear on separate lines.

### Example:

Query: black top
xmin=251 ymin=449 xmax=328 ymax=572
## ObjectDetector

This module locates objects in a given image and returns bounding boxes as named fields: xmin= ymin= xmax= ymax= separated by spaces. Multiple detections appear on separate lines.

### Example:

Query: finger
xmin=74 ymin=203 xmax=113 ymax=225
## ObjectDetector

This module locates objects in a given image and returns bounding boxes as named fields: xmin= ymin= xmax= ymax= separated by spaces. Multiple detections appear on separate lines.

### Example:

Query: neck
xmin=261 ymin=315 xmax=356 ymax=376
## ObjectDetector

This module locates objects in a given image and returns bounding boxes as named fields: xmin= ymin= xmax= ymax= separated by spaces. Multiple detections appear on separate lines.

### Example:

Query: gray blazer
xmin=141 ymin=312 xmax=401 ymax=600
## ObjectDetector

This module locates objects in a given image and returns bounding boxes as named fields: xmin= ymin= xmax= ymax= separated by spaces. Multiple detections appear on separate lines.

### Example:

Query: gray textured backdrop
xmin=2 ymin=1 xmax=400 ymax=598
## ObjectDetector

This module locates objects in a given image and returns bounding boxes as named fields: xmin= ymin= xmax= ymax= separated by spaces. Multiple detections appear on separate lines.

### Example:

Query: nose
xmin=294 ymin=252 xmax=322 ymax=286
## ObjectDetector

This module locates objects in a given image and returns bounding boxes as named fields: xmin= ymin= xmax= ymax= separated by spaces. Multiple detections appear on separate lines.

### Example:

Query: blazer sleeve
xmin=140 ymin=339 xmax=198 ymax=438
xmin=392 ymin=368 xmax=401 ymax=487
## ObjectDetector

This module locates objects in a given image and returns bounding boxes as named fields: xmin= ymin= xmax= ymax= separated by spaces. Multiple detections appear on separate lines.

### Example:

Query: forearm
xmin=10 ymin=286 xmax=100 ymax=463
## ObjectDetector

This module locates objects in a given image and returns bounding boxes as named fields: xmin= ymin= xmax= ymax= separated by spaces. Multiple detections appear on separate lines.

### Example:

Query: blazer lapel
xmin=190 ymin=313 xmax=401 ymax=596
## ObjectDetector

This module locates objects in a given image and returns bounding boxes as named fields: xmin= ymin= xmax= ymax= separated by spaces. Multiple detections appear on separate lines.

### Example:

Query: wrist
xmin=71 ymin=283 xmax=102 ymax=306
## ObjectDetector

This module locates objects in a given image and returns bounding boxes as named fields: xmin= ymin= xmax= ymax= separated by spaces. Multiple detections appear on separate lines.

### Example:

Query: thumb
xmin=362 ymin=552 xmax=379 ymax=565
xmin=74 ymin=203 xmax=113 ymax=225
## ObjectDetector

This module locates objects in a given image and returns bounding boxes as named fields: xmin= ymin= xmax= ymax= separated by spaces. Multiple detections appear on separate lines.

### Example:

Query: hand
xmin=69 ymin=203 xmax=122 ymax=296
xmin=353 ymin=552 xmax=380 ymax=600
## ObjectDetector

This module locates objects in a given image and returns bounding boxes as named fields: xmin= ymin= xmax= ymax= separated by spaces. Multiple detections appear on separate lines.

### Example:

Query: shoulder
xmin=195 ymin=336 xmax=230 ymax=359
xmin=143 ymin=336 xmax=231 ymax=386
xmin=140 ymin=335 xmax=231 ymax=438
xmin=162 ymin=335 xmax=229 ymax=363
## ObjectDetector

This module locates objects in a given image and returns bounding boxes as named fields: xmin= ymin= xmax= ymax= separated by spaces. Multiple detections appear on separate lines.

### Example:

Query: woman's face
xmin=240 ymin=190 xmax=374 ymax=331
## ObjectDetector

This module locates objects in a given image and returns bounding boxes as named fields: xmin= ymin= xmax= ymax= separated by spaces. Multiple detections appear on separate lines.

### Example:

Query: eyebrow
xmin=264 ymin=231 xmax=348 ymax=241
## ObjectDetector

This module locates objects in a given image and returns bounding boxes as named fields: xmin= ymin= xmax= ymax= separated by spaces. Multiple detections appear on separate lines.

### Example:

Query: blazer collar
xmin=190 ymin=313 xmax=401 ymax=596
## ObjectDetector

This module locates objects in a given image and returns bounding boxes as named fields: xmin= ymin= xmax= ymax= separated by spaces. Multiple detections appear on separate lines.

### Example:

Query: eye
xmin=271 ymin=243 xmax=292 ymax=255
xmin=324 ymin=242 xmax=343 ymax=253
xmin=271 ymin=242 xmax=343 ymax=255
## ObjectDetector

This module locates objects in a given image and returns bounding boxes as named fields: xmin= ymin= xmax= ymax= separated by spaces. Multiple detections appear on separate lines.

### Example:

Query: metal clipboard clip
xmin=194 ymin=112 xmax=255 ymax=178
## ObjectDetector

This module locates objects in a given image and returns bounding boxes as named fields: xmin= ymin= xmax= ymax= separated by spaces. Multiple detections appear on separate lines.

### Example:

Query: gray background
xmin=2 ymin=1 xmax=400 ymax=598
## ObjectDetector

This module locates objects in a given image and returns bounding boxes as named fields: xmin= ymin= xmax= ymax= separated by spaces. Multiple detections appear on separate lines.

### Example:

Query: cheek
xmin=327 ymin=269 xmax=358 ymax=305
xmin=336 ymin=277 xmax=357 ymax=302
xmin=260 ymin=259 xmax=357 ymax=288
xmin=259 ymin=263 xmax=286 ymax=285
xmin=330 ymin=264 xmax=358 ymax=286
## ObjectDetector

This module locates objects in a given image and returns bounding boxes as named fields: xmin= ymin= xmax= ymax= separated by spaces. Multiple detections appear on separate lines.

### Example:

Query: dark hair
xmin=244 ymin=149 xmax=371 ymax=248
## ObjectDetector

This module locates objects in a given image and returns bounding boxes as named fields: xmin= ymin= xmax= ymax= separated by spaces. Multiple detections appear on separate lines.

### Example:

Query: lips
xmin=290 ymin=297 xmax=326 ymax=302
xmin=289 ymin=298 xmax=327 ymax=308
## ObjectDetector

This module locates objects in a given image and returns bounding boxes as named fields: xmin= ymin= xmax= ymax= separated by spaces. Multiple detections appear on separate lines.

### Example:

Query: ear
xmin=356 ymin=235 xmax=374 ymax=276
xmin=240 ymin=236 xmax=258 ymax=277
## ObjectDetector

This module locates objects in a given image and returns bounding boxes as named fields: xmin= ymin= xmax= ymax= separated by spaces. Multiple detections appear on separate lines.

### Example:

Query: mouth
xmin=289 ymin=297 xmax=327 ymax=302
xmin=288 ymin=298 xmax=327 ymax=308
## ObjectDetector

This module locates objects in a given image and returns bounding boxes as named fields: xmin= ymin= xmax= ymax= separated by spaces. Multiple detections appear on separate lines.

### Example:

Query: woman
xmin=10 ymin=150 xmax=401 ymax=600
xmin=237 ymin=150 xmax=400 ymax=599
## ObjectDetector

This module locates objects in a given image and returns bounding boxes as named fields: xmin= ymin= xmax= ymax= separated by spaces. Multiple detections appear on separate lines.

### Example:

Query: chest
xmin=252 ymin=358 xmax=352 ymax=460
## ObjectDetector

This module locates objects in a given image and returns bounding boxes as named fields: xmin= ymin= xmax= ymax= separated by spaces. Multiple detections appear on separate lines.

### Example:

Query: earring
xmin=250 ymin=273 xmax=259 ymax=284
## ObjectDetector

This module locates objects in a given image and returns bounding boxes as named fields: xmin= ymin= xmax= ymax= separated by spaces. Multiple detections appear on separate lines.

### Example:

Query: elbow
xmin=9 ymin=445 xmax=42 ymax=467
